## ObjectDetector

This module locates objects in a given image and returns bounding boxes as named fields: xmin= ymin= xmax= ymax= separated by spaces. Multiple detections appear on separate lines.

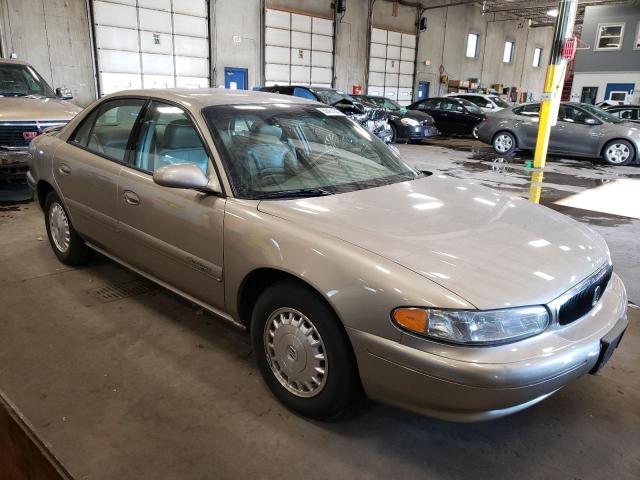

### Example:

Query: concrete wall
xmin=571 ymin=72 xmax=640 ymax=104
xmin=335 ymin=0 xmax=369 ymax=90
xmin=0 ymin=0 xmax=96 ymax=106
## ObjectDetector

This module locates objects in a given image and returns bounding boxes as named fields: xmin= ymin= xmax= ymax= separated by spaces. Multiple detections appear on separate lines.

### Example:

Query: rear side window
xmin=70 ymin=99 xmax=145 ymax=162
xmin=610 ymin=108 xmax=637 ymax=120
xmin=461 ymin=96 xmax=492 ymax=108
xmin=513 ymin=104 xmax=540 ymax=117
xmin=293 ymin=87 xmax=316 ymax=100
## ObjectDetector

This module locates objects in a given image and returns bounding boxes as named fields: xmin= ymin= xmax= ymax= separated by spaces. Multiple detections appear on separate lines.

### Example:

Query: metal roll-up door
xmin=368 ymin=27 xmax=415 ymax=105
xmin=92 ymin=0 xmax=210 ymax=96
xmin=265 ymin=8 xmax=334 ymax=87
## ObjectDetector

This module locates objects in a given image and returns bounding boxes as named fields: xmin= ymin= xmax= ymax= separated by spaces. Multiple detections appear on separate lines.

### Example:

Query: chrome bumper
xmin=348 ymin=273 xmax=628 ymax=422
xmin=0 ymin=148 xmax=29 ymax=179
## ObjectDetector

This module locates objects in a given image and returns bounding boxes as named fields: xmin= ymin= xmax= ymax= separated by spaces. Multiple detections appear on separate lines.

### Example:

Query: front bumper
xmin=348 ymin=273 xmax=628 ymax=422
xmin=0 ymin=148 xmax=29 ymax=180
xmin=403 ymin=124 xmax=440 ymax=139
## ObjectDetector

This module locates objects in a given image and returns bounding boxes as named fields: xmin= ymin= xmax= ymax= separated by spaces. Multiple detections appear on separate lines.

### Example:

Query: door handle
xmin=58 ymin=163 xmax=71 ymax=175
xmin=123 ymin=190 xmax=139 ymax=205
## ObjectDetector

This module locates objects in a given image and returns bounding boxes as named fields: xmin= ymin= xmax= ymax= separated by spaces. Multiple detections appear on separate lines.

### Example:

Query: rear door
xmin=116 ymin=100 xmax=226 ymax=310
xmin=53 ymin=98 xmax=146 ymax=247
xmin=551 ymin=105 xmax=601 ymax=156
xmin=512 ymin=104 xmax=540 ymax=149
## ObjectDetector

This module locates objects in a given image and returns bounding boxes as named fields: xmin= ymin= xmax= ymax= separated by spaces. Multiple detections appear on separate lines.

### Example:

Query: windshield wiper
xmin=255 ymin=188 xmax=334 ymax=200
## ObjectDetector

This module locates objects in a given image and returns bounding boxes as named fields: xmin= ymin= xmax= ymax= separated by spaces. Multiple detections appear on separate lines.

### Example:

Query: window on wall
xmin=595 ymin=23 xmax=625 ymax=50
xmin=466 ymin=33 xmax=479 ymax=58
xmin=635 ymin=21 xmax=640 ymax=49
xmin=532 ymin=47 xmax=542 ymax=67
xmin=503 ymin=41 xmax=515 ymax=63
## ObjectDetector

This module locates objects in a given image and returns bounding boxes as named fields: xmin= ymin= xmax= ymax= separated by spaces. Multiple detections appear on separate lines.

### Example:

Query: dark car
xmin=602 ymin=105 xmax=640 ymax=124
xmin=258 ymin=85 xmax=393 ymax=143
xmin=408 ymin=97 xmax=486 ymax=138
xmin=355 ymin=95 xmax=439 ymax=143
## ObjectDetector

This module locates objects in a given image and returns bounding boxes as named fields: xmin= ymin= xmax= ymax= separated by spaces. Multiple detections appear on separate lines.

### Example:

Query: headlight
xmin=400 ymin=117 xmax=420 ymax=127
xmin=392 ymin=306 xmax=549 ymax=345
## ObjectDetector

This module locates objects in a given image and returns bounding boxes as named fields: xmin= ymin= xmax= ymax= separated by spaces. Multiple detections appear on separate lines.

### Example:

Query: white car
xmin=447 ymin=93 xmax=511 ymax=113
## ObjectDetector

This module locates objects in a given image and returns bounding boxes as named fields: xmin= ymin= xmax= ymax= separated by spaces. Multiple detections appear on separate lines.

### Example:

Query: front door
xmin=580 ymin=87 xmax=598 ymax=105
xmin=417 ymin=81 xmax=429 ymax=101
xmin=224 ymin=67 xmax=248 ymax=90
xmin=53 ymin=98 xmax=146 ymax=247
xmin=550 ymin=105 xmax=601 ymax=156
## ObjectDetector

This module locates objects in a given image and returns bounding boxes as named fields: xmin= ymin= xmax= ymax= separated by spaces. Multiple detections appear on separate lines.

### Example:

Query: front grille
xmin=0 ymin=121 xmax=66 ymax=148
xmin=558 ymin=264 xmax=613 ymax=325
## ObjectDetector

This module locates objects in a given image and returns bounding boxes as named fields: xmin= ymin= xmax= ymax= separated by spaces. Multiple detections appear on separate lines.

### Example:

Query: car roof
xmin=104 ymin=88 xmax=315 ymax=108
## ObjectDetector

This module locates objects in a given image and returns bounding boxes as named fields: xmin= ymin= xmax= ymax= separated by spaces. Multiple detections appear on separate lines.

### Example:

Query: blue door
xmin=224 ymin=67 xmax=248 ymax=90
xmin=604 ymin=83 xmax=634 ymax=102
xmin=417 ymin=81 xmax=430 ymax=100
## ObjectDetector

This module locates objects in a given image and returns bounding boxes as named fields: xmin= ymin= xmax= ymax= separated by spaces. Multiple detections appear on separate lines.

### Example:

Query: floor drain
xmin=87 ymin=278 xmax=156 ymax=303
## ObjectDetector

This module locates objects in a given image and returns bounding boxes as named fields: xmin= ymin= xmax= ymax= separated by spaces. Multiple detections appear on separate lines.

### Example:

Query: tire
xmin=472 ymin=123 xmax=481 ymax=139
xmin=44 ymin=191 xmax=90 ymax=266
xmin=602 ymin=139 xmax=635 ymax=166
xmin=251 ymin=280 xmax=360 ymax=420
xmin=390 ymin=123 xmax=398 ymax=143
xmin=492 ymin=131 xmax=517 ymax=155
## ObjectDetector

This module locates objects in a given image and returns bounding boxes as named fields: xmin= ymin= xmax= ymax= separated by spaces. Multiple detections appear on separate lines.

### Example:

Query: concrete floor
xmin=1 ymin=142 xmax=639 ymax=479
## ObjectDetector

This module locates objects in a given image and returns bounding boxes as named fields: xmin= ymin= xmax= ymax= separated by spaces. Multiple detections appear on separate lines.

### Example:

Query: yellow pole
xmin=529 ymin=0 xmax=578 ymax=202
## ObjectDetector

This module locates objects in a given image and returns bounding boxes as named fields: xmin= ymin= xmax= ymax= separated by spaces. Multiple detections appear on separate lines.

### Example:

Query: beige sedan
xmin=27 ymin=89 xmax=628 ymax=422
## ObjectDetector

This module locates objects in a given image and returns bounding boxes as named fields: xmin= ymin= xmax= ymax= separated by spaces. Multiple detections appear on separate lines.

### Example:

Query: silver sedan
xmin=27 ymin=89 xmax=628 ymax=422
xmin=477 ymin=102 xmax=640 ymax=166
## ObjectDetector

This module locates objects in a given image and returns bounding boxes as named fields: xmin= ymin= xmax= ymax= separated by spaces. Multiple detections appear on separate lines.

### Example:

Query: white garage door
xmin=92 ymin=0 xmax=210 ymax=96
xmin=264 ymin=8 xmax=334 ymax=87
xmin=368 ymin=28 xmax=415 ymax=105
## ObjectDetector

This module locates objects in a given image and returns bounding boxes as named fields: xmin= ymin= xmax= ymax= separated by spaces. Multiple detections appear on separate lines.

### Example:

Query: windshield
xmin=313 ymin=89 xmax=355 ymax=106
xmin=459 ymin=98 xmax=483 ymax=114
xmin=0 ymin=63 xmax=56 ymax=98
xmin=579 ymin=104 xmax=624 ymax=124
xmin=490 ymin=96 xmax=510 ymax=108
xmin=203 ymin=104 xmax=421 ymax=199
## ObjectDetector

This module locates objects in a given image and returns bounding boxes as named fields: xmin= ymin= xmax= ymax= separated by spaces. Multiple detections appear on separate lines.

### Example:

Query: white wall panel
xmin=368 ymin=85 xmax=384 ymax=96
xmin=370 ymin=43 xmax=386 ymax=58
xmin=398 ymin=88 xmax=413 ymax=103
xmin=369 ymin=72 xmax=385 ymax=85
xmin=100 ymin=72 xmax=142 ymax=95
xmin=291 ymin=49 xmax=311 ymax=66
xmin=400 ymin=47 xmax=414 ymax=61
xmin=399 ymin=61 xmax=414 ymax=75
xmin=174 ymin=36 xmax=208 ymax=58
xmin=173 ymin=14 xmax=207 ymax=37
xmin=291 ymin=32 xmax=311 ymax=49
xmin=291 ymin=66 xmax=311 ymax=83
xmin=384 ymin=87 xmax=398 ymax=100
xmin=291 ymin=14 xmax=311 ymax=32
xmin=384 ymin=73 xmax=399 ymax=86
xmin=265 ymin=9 xmax=290 ymax=29
xmin=386 ymin=45 xmax=400 ymax=60
xmin=95 ymin=26 xmax=139 ymax=52
xmin=265 ymin=46 xmax=290 ymax=64
xmin=399 ymin=74 xmax=413 ymax=87
xmin=368 ymin=27 xmax=415 ymax=104
xmin=369 ymin=57 xmax=385 ymax=72
xmin=143 ymin=74 xmax=174 ymax=89
xmin=140 ymin=31 xmax=173 ymax=55
xmin=175 ymin=56 xmax=208 ymax=77
xmin=93 ymin=1 xmax=137 ymax=29
xmin=139 ymin=0 xmax=170 ymax=11
xmin=371 ymin=28 xmax=387 ymax=44
xmin=176 ymin=76 xmax=208 ymax=88
xmin=265 ymin=64 xmax=290 ymax=82
xmin=98 ymin=49 xmax=140 ymax=74
xmin=385 ymin=59 xmax=399 ymax=73
xmin=142 ymin=53 xmax=174 ymax=75
xmin=266 ymin=27 xmax=291 ymax=47
xmin=401 ymin=33 xmax=416 ymax=48
xmin=138 ymin=8 xmax=172 ymax=33
xmin=311 ymin=67 xmax=332 ymax=84
xmin=311 ymin=34 xmax=332 ymax=52
xmin=387 ymin=31 xmax=402 ymax=46
xmin=312 ymin=17 xmax=333 ymax=36
xmin=173 ymin=0 xmax=207 ymax=17
xmin=312 ymin=51 xmax=332 ymax=68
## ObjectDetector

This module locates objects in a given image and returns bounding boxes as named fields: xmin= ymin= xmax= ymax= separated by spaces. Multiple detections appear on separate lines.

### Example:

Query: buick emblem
xmin=592 ymin=285 xmax=602 ymax=307
xmin=23 ymin=131 xmax=39 ymax=141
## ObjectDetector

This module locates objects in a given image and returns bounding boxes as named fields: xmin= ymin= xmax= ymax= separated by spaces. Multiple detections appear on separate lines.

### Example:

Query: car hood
xmin=0 ymin=96 xmax=81 ymax=122
xmin=393 ymin=109 xmax=434 ymax=124
xmin=258 ymin=176 xmax=609 ymax=309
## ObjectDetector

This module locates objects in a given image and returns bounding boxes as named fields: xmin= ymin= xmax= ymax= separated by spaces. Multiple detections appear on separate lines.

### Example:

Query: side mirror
xmin=584 ymin=118 xmax=600 ymax=126
xmin=56 ymin=87 xmax=73 ymax=100
xmin=153 ymin=163 xmax=222 ymax=194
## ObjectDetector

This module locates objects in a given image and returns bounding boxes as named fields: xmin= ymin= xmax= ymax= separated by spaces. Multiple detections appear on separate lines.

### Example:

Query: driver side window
xmin=134 ymin=102 xmax=209 ymax=175
xmin=559 ymin=106 xmax=592 ymax=125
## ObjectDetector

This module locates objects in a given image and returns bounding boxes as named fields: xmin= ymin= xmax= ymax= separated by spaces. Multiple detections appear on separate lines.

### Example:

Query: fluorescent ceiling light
xmin=546 ymin=8 xmax=558 ymax=17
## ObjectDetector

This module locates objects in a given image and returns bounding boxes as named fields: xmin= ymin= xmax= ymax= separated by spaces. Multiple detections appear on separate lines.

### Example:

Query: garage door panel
xmin=385 ymin=73 xmax=399 ymax=86
xmin=369 ymin=57 xmax=385 ymax=73
xmin=399 ymin=74 xmax=413 ymax=87
xmin=95 ymin=25 xmax=139 ymax=52
xmin=400 ymin=47 xmax=414 ymax=61
xmin=143 ymin=74 xmax=175 ymax=89
xmin=311 ymin=67 xmax=332 ymax=84
xmin=369 ymin=72 xmax=385 ymax=86
xmin=142 ymin=53 xmax=174 ymax=75
xmin=398 ymin=88 xmax=413 ymax=105
xmin=100 ymin=72 xmax=142 ymax=95
xmin=93 ymin=1 xmax=137 ymax=29
xmin=174 ymin=35 xmax=208 ymax=58
xmin=291 ymin=13 xmax=311 ymax=32
xmin=367 ymin=85 xmax=384 ymax=96
xmin=385 ymin=59 xmax=400 ymax=73
xmin=173 ymin=0 xmax=207 ymax=17
xmin=291 ymin=65 xmax=310 ymax=83
xmin=138 ymin=8 xmax=172 ymax=34
xmin=312 ymin=51 xmax=332 ymax=68
xmin=291 ymin=49 xmax=311 ymax=66
xmin=312 ymin=17 xmax=333 ymax=36
xmin=176 ymin=76 xmax=209 ymax=88
xmin=138 ymin=0 xmax=170 ymax=11
xmin=387 ymin=31 xmax=402 ymax=46
xmin=386 ymin=45 xmax=400 ymax=60
xmin=370 ymin=43 xmax=386 ymax=58
xmin=266 ymin=27 xmax=290 ymax=47
xmin=265 ymin=46 xmax=290 ymax=64
xmin=266 ymin=9 xmax=290 ymax=29
xmin=291 ymin=31 xmax=311 ymax=49
xmin=371 ymin=28 xmax=386 ymax=44
xmin=140 ymin=31 xmax=172 ymax=55
xmin=98 ymin=49 xmax=140 ymax=74
xmin=400 ymin=61 xmax=414 ymax=75
xmin=265 ymin=64 xmax=290 ymax=82
xmin=401 ymin=33 xmax=416 ymax=48
xmin=175 ymin=56 xmax=208 ymax=77
xmin=311 ymin=34 xmax=332 ymax=52
xmin=384 ymin=87 xmax=398 ymax=100
xmin=173 ymin=14 xmax=207 ymax=37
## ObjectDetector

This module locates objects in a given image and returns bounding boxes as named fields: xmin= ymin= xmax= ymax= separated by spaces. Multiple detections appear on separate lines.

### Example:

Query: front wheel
xmin=472 ymin=123 xmax=481 ymax=139
xmin=602 ymin=140 xmax=635 ymax=166
xmin=251 ymin=280 xmax=361 ymax=420
xmin=44 ymin=192 xmax=90 ymax=266
xmin=492 ymin=131 xmax=517 ymax=155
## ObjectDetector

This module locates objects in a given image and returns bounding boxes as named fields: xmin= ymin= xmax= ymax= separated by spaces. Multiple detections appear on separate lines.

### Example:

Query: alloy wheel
xmin=263 ymin=307 xmax=328 ymax=398
xmin=605 ymin=143 xmax=631 ymax=164
xmin=494 ymin=133 xmax=513 ymax=153
xmin=49 ymin=202 xmax=71 ymax=253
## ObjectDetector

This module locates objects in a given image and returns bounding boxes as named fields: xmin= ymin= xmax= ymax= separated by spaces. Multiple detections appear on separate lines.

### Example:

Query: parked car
xmin=602 ymin=104 xmax=640 ymax=124
xmin=446 ymin=93 xmax=511 ymax=113
xmin=258 ymin=85 xmax=393 ymax=143
xmin=408 ymin=96 xmax=486 ymax=138
xmin=354 ymin=94 xmax=439 ymax=143
xmin=0 ymin=59 xmax=81 ymax=181
xmin=477 ymin=102 xmax=640 ymax=166
xmin=28 ymin=89 xmax=627 ymax=422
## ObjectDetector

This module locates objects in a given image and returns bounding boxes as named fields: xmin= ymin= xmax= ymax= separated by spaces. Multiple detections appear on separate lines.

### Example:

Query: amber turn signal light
xmin=393 ymin=308 xmax=428 ymax=333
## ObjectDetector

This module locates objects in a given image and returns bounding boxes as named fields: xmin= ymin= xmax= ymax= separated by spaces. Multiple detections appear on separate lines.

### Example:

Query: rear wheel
xmin=251 ymin=280 xmax=360 ymax=420
xmin=602 ymin=140 xmax=635 ymax=166
xmin=390 ymin=123 xmax=399 ymax=143
xmin=492 ymin=131 xmax=517 ymax=155
xmin=44 ymin=192 xmax=90 ymax=266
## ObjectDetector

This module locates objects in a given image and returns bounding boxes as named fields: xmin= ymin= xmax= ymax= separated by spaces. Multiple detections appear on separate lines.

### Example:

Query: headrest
xmin=164 ymin=120 xmax=202 ymax=149
xmin=254 ymin=124 xmax=282 ymax=139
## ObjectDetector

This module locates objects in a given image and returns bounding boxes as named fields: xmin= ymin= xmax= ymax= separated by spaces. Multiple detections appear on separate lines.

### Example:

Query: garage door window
xmin=368 ymin=28 xmax=416 ymax=106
